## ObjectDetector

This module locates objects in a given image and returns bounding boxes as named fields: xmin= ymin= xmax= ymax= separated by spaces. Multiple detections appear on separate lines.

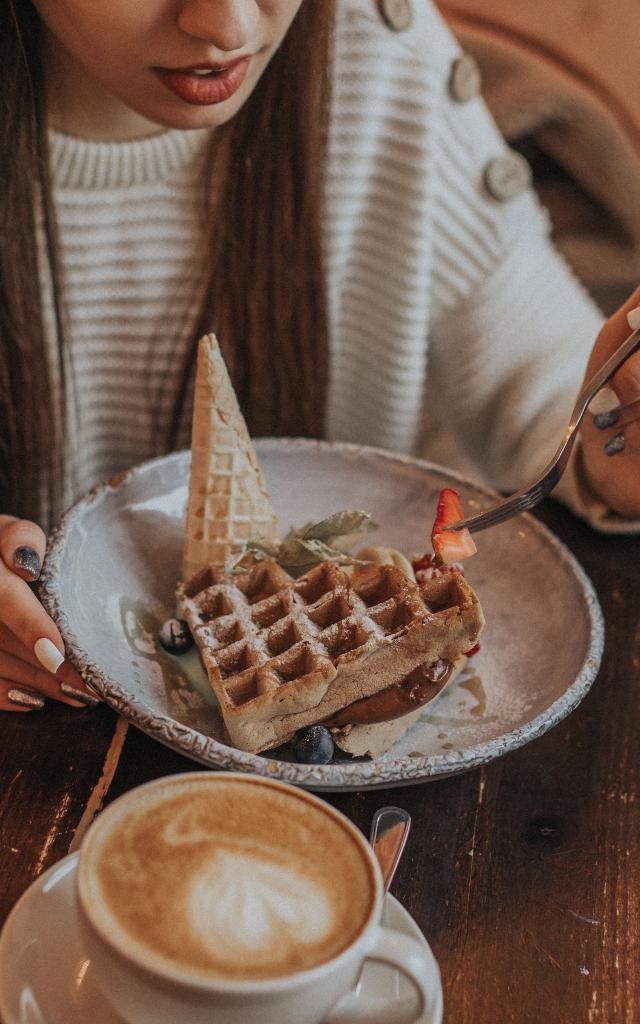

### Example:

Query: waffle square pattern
xmin=185 ymin=430 xmax=278 ymax=569
xmin=177 ymin=560 xmax=483 ymax=753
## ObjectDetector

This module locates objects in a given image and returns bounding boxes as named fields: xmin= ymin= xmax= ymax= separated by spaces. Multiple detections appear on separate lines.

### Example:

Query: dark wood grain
xmin=1 ymin=498 xmax=639 ymax=1023
xmin=0 ymin=701 xmax=119 ymax=922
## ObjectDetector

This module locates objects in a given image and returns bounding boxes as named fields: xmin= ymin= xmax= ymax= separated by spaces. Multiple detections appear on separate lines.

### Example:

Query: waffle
xmin=182 ymin=335 xmax=279 ymax=581
xmin=177 ymin=559 xmax=484 ymax=754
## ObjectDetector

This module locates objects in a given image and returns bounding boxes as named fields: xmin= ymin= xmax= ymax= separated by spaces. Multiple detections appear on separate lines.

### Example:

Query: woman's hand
xmin=0 ymin=515 xmax=99 ymax=712
xmin=580 ymin=288 xmax=640 ymax=517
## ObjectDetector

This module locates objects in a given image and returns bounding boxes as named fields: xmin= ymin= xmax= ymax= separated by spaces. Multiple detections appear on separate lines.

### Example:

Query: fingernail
xmin=8 ymin=688 xmax=45 ymax=710
xmin=589 ymin=386 xmax=618 ymax=416
xmin=593 ymin=409 xmax=620 ymax=430
xmin=604 ymin=432 xmax=625 ymax=456
xmin=13 ymin=546 xmax=42 ymax=581
xmin=34 ymin=638 xmax=65 ymax=675
xmin=627 ymin=306 xmax=640 ymax=331
xmin=59 ymin=683 xmax=100 ymax=707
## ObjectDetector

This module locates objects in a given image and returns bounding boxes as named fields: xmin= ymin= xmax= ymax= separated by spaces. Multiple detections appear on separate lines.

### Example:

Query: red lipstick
xmin=154 ymin=56 xmax=251 ymax=106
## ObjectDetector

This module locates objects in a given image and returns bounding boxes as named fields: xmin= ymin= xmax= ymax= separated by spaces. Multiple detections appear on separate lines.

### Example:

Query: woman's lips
xmin=153 ymin=57 xmax=251 ymax=106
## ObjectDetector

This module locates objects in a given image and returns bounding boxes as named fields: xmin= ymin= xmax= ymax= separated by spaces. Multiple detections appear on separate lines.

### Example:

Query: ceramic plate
xmin=40 ymin=439 xmax=604 ymax=791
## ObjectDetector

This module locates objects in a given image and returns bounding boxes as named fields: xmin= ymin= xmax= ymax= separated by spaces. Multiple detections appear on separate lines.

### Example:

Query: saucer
xmin=0 ymin=853 xmax=443 ymax=1024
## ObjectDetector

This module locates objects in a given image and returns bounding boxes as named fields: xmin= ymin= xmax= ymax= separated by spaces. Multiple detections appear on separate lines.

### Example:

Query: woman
xmin=0 ymin=0 xmax=638 ymax=713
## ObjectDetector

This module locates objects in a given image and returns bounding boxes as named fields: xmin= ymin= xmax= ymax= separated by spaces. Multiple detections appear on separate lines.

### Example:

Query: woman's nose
xmin=178 ymin=0 xmax=260 ymax=52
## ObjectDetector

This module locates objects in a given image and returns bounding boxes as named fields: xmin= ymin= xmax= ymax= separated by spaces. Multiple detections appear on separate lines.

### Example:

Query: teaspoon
xmin=354 ymin=806 xmax=411 ymax=995
xmin=369 ymin=806 xmax=411 ymax=893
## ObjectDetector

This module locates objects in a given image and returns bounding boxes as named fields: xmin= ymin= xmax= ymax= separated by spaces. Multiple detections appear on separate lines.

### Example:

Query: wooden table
xmin=1 ymin=499 xmax=638 ymax=1023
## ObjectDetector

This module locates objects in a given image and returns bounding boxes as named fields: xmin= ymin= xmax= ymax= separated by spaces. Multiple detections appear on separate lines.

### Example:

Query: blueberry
xmin=159 ymin=618 xmax=193 ymax=655
xmin=292 ymin=726 xmax=335 ymax=765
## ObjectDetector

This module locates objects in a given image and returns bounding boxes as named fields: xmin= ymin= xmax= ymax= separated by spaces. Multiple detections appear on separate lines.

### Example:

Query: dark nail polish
xmin=604 ymin=432 xmax=625 ymax=456
xmin=8 ymin=688 xmax=45 ymax=709
xmin=60 ymin=683 xmax=100 ymax=707
xmin=13 ymin=546 xmax=42 ymax=581
xmin=593 ymin=409 xmax=620 ymax=430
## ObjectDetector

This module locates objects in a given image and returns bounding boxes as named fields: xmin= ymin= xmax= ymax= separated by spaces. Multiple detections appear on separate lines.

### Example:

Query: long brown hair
xmin=0 ymin=1 xmax=333 ymax=527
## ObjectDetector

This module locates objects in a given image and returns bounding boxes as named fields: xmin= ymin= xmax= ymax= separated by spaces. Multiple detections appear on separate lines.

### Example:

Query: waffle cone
xmin=183 ymin=334 xmax=279 ymax=580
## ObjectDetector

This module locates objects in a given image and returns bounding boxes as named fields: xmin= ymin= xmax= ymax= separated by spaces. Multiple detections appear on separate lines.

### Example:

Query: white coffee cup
xmin=76 ymin=772 xmax=439 ymax=1024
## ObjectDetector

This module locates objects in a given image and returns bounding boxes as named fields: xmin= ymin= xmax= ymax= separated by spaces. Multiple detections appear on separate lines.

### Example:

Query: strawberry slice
xmin=431 ymin=488 xmax=477 ymax=565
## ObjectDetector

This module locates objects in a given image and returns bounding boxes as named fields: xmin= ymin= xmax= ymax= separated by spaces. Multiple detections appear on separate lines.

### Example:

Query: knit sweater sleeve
xmin=421 ymin=9 xmax=638 ymax=532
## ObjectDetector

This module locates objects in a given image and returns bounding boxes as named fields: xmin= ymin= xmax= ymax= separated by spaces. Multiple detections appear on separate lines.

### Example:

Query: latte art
xmin=188 ymin=851 xmax=332 ymax=957
xmin=80 ymin=776 xmax=375 ymax=982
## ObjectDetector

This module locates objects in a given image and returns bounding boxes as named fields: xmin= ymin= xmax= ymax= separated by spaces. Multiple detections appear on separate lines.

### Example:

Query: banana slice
xmin=355 ymin=545 xmax=416 ymax=581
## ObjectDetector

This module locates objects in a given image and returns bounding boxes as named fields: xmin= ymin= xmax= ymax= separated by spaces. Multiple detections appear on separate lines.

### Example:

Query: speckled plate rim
xmin=40 ymin=439 xmax=605 ymax=791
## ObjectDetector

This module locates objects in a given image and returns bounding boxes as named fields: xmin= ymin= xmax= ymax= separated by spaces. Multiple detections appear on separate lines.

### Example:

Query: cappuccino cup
xmin=77 ymin=772 xmax=439 ymax=1024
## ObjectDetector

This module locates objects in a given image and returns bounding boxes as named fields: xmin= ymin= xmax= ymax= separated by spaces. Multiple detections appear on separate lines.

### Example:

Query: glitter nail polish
xmin=593 ymin=409 xmax=620 ymax=430
xmin=13 ymin=546 xmax=42 ymax=581
xmin=8 ymin=688 xmax=45 ymax=709
xmin=604 ymin=432 xmax=625 ymax=456
xmin=60 ymin=683 xmax=100 ymax=707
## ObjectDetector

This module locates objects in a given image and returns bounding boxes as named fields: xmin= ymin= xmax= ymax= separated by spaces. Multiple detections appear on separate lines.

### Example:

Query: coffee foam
xmin=80 ymin=776 xmax=375 ymax=982
xmin=187 ymin=850 xmax=332 ymax=955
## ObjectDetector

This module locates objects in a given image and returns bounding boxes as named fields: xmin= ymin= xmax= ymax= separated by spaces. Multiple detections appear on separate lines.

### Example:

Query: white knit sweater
xmin=42 ymin=0 xmax=627 ymax=530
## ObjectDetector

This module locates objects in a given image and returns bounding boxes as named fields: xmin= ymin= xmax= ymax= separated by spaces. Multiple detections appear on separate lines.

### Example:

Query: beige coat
xmin=437 ymin=0 xmax=640 ymax=312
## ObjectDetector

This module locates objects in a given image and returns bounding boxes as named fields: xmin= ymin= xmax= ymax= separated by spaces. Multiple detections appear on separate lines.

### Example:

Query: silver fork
xmin=443 ymin=324 xmax=640 ymax=535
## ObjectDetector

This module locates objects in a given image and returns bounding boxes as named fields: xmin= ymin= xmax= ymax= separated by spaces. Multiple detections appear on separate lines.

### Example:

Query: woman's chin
xmin=119 ymin=107 xmax=226 ymax=136
xmin=131 ymin=87 xmax=251 ymax=134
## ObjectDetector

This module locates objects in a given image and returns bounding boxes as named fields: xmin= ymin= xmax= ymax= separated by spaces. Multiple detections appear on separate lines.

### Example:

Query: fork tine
xmin=473 ymin=500 xmax=533 ymax=531
xmin=518 ymin=486 xmax=546 ymax=510
xmin=486 ymin=499 xmax=529 ymax=526
xmin=467 ymin=510 xmax=509 ymax=532
xmin=453 ymin=481 xmax=547 ymax=533
xmin=464 ymin=501 xmax=522 ymax=532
